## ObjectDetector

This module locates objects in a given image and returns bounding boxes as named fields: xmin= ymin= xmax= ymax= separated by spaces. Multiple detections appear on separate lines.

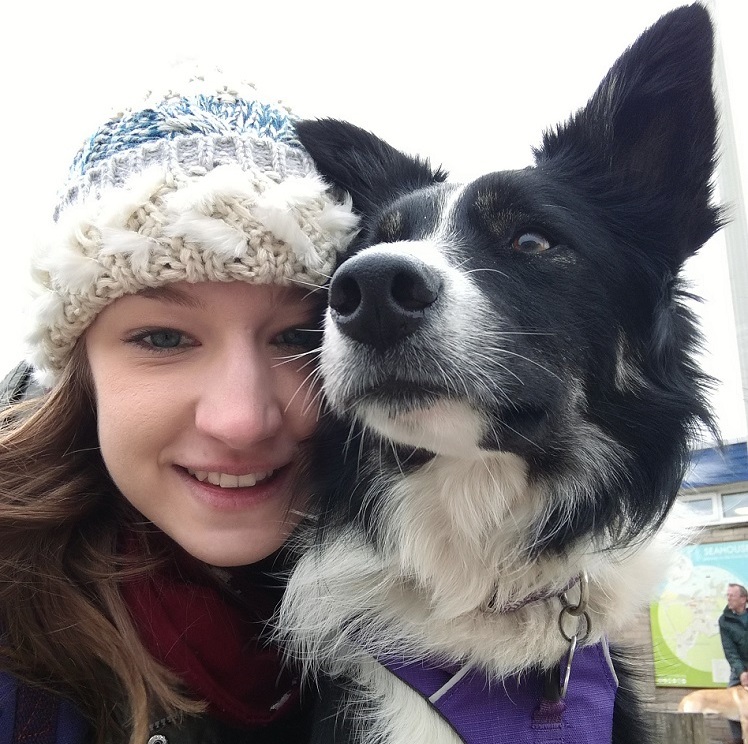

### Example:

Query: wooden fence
xmin=647 ymin=711 xmax=707 ymax=744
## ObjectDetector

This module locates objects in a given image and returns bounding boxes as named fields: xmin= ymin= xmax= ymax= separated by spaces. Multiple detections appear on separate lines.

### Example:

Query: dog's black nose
xmin=329 ymin=251 xmax=442 ymax=350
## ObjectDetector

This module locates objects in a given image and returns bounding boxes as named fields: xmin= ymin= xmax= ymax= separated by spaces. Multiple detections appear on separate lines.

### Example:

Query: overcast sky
xmin=1 ymin=0 xmax=745 ymax=441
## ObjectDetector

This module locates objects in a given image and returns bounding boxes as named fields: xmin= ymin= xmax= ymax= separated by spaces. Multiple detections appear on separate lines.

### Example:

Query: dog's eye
xmin=512 ymin=232 xmax=552 ymax=253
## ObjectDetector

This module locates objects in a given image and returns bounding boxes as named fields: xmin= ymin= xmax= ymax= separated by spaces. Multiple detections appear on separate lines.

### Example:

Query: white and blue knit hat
xmin=27 ymin=72 xmax=358 ymax=387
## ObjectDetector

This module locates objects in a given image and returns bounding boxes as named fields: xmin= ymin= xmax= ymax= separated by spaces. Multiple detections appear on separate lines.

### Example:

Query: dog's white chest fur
xmin=282 ymin=456 xmax=680 ymax=742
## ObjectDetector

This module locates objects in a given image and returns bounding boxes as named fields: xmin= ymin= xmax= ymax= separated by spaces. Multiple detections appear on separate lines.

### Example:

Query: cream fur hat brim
xmin=27 ymin=73 xmax=358 ymax=388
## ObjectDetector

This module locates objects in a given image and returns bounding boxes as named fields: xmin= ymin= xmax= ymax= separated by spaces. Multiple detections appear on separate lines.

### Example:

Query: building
xmin=621 ymin=440 xmax=748 ymax=742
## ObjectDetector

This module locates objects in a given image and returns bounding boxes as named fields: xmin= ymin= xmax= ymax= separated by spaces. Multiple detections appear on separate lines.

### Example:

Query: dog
xmin=679 ymin=687 xmax=748 ymax=740
xmin=280 ymin=5 xmax=721 ymax=743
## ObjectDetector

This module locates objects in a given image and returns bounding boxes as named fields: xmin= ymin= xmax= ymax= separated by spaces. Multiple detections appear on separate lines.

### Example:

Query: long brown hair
xmin=0 ymin=343 xmax=203 ymax=744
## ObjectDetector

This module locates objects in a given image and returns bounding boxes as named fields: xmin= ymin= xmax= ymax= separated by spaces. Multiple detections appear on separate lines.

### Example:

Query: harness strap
xmin=13 ymin=685 xmax=59 ymax=744
xmin=0 ymin=672 xmax=88 ymax=744
xmin=379 ymin=641 xmax=617 ymax=744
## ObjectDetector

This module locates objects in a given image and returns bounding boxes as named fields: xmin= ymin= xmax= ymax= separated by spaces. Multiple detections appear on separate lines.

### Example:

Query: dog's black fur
xmin=282 ymin=6 xmax=721 ymax=743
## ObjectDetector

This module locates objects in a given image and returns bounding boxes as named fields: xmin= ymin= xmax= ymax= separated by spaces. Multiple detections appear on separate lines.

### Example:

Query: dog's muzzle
xmin=329 ymin=251 xmax=442 ymax=351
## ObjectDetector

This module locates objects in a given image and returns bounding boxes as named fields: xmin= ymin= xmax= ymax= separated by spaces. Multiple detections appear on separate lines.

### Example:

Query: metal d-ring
xmin=558 ymin=571 xmax=592 ymax=642
xmin=560 ymin=633 xmax=577 ymax=699
xmin=557 ymin=571 xmax=592 ymax=699
xmin=558 ymin=607 xmax=592 ymax=644
xmin=560 ymin=570 xmax=589 ymax=617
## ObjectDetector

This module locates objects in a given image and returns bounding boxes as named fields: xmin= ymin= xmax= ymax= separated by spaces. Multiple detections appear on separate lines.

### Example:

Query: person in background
xmin=719 ymin=582 xmax=748 ymax=743
xmin=0 ymin=70 xmax=357 ymax=744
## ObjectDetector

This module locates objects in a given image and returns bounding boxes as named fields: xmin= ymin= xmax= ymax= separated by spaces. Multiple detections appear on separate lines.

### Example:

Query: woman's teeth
xmin=186 ymin=469 xmax=274 ymax=488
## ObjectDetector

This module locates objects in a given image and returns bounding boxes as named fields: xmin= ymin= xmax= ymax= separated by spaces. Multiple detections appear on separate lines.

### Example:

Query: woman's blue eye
xmin=147 ymin=330 xmax=183 ymax=348
xmin=275 ymin=328 xmax=321 ymax=350
xmin=129 ymin=329 xmax=188 ymax=351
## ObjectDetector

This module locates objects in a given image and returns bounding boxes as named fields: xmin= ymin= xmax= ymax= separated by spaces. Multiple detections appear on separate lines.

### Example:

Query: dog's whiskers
xmin=463 ymin=267 xmax=512 ymax=281
xmin=493 ymin=349 xmax=562 ymax=381
xmin=291 ymin=277 xmax=332 ymax=291
xmin=284 ymin=363 xmax=323 ymax=416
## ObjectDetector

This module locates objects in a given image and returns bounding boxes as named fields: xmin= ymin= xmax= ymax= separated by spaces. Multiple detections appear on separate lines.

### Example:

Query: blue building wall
xmin=683 ymin=441 xmax=748 ymax=489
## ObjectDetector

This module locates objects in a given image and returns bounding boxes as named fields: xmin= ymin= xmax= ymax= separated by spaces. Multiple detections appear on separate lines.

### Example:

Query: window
xmin=680 ymin=493 xmax=718 ymax=524
xmin=681 ymin=496 xmax=717 ymax=523
xmin=679 ymin=490 xmax=748 ymax=525
xmin=722 ymin=492 xmax=748 ymax=520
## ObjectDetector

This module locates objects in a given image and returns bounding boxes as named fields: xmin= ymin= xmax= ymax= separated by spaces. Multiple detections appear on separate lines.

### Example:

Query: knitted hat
xmin=26 ymin=71 xmax=358 ymax=388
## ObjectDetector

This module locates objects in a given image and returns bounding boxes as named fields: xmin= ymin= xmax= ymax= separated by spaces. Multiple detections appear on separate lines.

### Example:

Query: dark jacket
xmin=719 ymin=605 xmax=748 ymax=686
xmin=145 ymin=710 xmax=310 ymax=744
xmin=0 ymin=670 xmax=309 ymax=744
xmin=0 ymin=361 xmax=42 ymax=409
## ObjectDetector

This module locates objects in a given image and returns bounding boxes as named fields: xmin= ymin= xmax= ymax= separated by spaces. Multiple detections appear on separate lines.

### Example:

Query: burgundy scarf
xmin=120 ymin=546 xmax=299 ymax=728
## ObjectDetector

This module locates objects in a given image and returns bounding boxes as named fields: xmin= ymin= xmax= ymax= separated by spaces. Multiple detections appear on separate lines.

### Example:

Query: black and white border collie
xmin=281 ymin=6 xmax=720 ymax=743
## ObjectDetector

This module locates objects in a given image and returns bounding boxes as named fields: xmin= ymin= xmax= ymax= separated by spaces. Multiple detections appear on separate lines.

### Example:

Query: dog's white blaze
xmin=361 ymin=400 xmax=485 ymax=457
xmin=430 ymin=183 xmax=467 ymax=245
xmin=363 ymin=239 xmax=454 ymax=271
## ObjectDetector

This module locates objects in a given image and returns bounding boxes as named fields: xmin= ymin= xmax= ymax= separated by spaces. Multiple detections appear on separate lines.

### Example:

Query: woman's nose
xmin=194 ymin=345 xmax=283 ymax=449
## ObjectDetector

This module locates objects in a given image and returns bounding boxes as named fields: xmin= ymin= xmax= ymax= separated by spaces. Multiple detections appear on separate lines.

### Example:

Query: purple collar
xmin=484 ymin=576 xmax=580 ymax=614
xmin=379 ymin=641 xmax=617 ymax=743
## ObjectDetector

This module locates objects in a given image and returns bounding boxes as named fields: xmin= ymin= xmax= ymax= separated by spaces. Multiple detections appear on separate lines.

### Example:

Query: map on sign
xmin=650 ymin=541 xmax=748 ymax=687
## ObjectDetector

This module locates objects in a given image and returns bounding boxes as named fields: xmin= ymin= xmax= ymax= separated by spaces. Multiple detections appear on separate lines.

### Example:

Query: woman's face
xmin=86 ymin=281 xmax=322 ymax=567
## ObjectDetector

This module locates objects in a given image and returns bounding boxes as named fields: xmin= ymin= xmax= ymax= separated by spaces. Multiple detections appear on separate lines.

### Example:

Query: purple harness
xmin=380 ymin=641 xmax=617 ymax=744
xmin=0 ymin=671 xmax=88 ymax=744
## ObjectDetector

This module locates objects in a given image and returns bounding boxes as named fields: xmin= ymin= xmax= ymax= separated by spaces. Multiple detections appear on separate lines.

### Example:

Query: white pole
xmin=706 ymin=0 xmax=748 ymax=433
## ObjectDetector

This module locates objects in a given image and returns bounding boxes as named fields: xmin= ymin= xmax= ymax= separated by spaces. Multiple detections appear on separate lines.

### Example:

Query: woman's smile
xmin=176 ymin=463 xmax=291 ymax=512
xmin=186 ymin=468 xmax=277 ymax=488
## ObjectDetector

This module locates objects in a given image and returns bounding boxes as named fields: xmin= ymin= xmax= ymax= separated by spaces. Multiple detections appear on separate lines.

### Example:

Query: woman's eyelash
xmin=274 ymin=327 xmax=323 ymax=350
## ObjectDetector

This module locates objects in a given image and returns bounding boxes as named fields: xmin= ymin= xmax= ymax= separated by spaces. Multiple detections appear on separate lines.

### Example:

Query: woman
xmin=0 ymin=71 xmax=357 ymax=744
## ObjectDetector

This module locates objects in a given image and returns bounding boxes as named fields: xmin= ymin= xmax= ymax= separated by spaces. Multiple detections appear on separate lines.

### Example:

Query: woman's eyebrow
xmin=137 ymin=286 xmax=205 ymax=309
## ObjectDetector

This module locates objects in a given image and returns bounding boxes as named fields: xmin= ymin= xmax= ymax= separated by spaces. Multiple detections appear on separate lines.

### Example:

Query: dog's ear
xmin=296 ymin=118 xmax=447 ymax=215
xmin=536 ymin=4 xmax=720 ymax=264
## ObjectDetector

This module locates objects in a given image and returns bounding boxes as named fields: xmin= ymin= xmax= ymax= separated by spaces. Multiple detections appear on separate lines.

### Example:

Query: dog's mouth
xmin=351 ymin=377 xmax=553 ymax=457
xmin=356 ymin=380 xmax=450 ymax=413
xmin=353 ymin=381 xmax=547 ymax=427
